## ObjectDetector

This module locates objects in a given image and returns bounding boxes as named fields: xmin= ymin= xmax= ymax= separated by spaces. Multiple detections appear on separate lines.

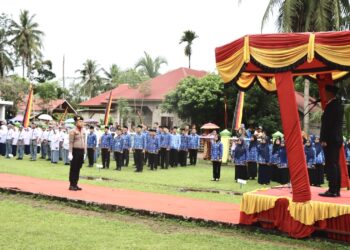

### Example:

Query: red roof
xmin=18 ymin=98 xmax=76 ymax=114
xmin=80 ymin=67 xmax=207 ymax=107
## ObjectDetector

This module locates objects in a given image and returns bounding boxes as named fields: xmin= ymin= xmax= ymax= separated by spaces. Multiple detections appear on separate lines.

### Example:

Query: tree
xmin=35 ymin=81 xmax=64 ymax=113
xmin=31 ymin=59 xmax=56 ymax=83
xmin=0 ymin=14 xmax=14 ymax=78
xmin=116 ymin=98 xmax=133 ymax=125
xmin=179 ymin=30 xmax=198 ymax=69
xmin=10 ymin=10 xmax=44 ymax=79
xmin=261 ymin=0 xmax=350 ymax=134
xmin=135 ymin=51 xmax=167 ymax=78
xmin=76 ymin=59 xmax=103 ymax=98
xmin=102 ymin=64 xmax=122 ymax=90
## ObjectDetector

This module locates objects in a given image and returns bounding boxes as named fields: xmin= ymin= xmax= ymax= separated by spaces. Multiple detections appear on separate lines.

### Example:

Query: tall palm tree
xmin=135 ymin=51 xmax=167 ymax=78
xmin=10 ymin=10 xmax=44 ymax=79
xmin=0 ymin=29 xmax=14 ymax=78
xmin=76 ymin=59 xmax=103 ymax=98
xmin=261 ymin=0 xmax=350 ymax=133
xmin=103 ymin=64 xmax=122 ymax=89
xmin=179 ymin=30 xmax=198 ymax=69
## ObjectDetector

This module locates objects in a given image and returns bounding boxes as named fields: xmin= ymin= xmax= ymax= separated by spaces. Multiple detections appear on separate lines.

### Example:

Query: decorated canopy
xmin=215 ymin=31 xmax=350 ymax=92
xmin=215 ymin=31 xmax=350 ymax=203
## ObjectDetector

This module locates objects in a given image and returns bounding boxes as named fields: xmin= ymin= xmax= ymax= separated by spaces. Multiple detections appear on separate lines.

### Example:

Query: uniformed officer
xmin=100 ymin=126 xmax=112 ymax=169
xmin=68 ymin=115 xmax=86 ymax=191
xmin=133 ymin=125 xmax=146 ymax=172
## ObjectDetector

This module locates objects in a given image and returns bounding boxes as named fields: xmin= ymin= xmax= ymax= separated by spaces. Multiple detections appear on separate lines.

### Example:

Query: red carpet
xmin=0 ymin=173 xmax=240 ymax=224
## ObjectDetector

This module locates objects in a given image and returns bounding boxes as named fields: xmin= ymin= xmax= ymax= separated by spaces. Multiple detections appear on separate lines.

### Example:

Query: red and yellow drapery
xmin=215 ymin=31 xmax=350 ymax=203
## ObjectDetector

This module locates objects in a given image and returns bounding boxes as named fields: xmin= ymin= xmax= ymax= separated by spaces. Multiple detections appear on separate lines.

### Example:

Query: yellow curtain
xmin=236 ymin=73 xmax=255 ymax=89
xmin=217 ymin=48 xmax=244 ymax=83
xmin=315 ymin=44 xmax=350 ymax=66
xmin=257 ymin=76 xmax=277 ymax=92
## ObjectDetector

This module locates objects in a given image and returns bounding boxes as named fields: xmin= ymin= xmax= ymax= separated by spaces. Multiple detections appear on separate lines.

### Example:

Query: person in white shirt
xmin=59 ymin=127 xmax=65 ymax=161
xmin=50 ymin=128 xmax=60 ymax=164
xmin=12 ymin=126 xmax=19 ymax=158
xmin=30 ymin=123 xmax=40 ymax=161
xmin=5 ymin=125 xmax=14 ymax=158
xmin=40 ymin=127 xmax=49 ymax=159
xmin=16 ymin=126 xmax=25 ymax=159
xmin=95 ymin=126 xmax=102 ymax=163
xmin=23 ymin=128 xmax=31 ymax=155
xmin=36 ymin=126 xmax=43 ymax=156
xmin=0 ymin=125 xmax=7 ymax=156
xmin=62 ymin=128 xmax=70 ymax=165
xmin=47 ymin=126 xmax=53 ymax=161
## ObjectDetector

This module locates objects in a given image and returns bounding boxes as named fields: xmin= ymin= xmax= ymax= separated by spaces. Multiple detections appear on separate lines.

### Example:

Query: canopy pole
xmin=316 ymin=74 xmax=350 ymax=189
xmin=275 ymin=72 xmax=311 ymax=202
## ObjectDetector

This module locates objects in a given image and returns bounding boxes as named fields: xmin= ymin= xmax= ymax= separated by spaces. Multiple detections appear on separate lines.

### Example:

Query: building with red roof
xmin=79 ymin=67 xmax=207 ymax=126
xmin=18 ymin=97 xmax=77 ymax=116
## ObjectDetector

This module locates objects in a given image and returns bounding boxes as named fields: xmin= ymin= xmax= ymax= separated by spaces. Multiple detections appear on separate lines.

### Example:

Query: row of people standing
xmin=0 ymin=123 xmax=70 ymax=165
xmin=91 ymin=125 xmax=201 ymax=172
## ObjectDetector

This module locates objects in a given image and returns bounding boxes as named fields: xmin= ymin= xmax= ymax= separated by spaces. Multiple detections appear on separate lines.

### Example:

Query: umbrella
xmin=9 ymin=115 xmax=23 ymax=122
xmin=38 ymin=114 xmax=53 ymax=121
xmin=85 ymin=118 xmax=98 ymax=124
xmin=65 ymin=118 xmax=75 ymax=124
xmin=201 ymin=123 xmax=220 ymax=130
xmin=65 ymin=123 xmax=75 ymax=129
xmin=272 ymin=131 xmax=284 ymax=139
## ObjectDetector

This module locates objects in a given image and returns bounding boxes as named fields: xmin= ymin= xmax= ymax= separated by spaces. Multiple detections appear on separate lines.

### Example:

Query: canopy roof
xmin=215 ymin=31 xmax=350 ymax=92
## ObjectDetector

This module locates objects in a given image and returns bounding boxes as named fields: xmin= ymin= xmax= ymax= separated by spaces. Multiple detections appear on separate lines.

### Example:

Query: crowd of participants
xmin=229 ymin=125 xmax=350 ymax=186
xmin=1 ymin=120 xmax=349 ymax=185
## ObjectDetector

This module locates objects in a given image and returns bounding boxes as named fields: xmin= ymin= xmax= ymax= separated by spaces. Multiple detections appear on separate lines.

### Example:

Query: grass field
xmin=0 ymin=192 xmax=347 ymax=250
xmin=0 ymin=154 xmax=288 ymax=204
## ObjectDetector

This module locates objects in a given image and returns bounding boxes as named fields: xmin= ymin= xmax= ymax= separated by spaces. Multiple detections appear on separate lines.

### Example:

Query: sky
xmin=3 ymin=0 xmax=276 ymax=85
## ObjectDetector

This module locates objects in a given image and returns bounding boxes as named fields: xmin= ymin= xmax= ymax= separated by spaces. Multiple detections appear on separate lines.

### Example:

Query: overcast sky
xmin=3 ymin=0 xmax=276 ymax=85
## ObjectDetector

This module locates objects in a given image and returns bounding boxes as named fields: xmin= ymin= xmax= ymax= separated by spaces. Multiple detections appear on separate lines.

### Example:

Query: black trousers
xmin=25 ymin=145 xmax=30 ymax=155
xmin=69 ymin=148 xmax=84 ymax=186
xmin=235 ymin=164 xmax=248 ymax=180
xmin=101 ymin=148 xmax=110 ymax=169
xmin=212 ymin=161 xmax=221 ymax=179
xmin=114 ymin=151 xmax=123 ymax=170
xmin=169 ymin=149 xmax=178 ymax=167
xmin=87 ymin=148 xmax=95 ymax=166
xmin=148 ymin=153 xmax=157 ymax=170
xmin=324 ymin=143 xmax=341 ymax=194
xmin=258 ymin=163 xmax=271 ymax=184
xmin=315 ymin=164 xmax=325 ymax=186
xmin=123 ymin=149 xmax=129 ymax=166
xmin=179 ymin=150 xmax=187 ymax=166
xmin=189 ymin=149 xmax=198 ymax=165
xmin=144 ymin=151 xmax=148 ymax=165
xmin=160 ymin=148 xmax=169 ymax=169
xmin=247 ymin=161 xmax=257 ymax=179
xmin=134 ymin=149 xmax=144 ymax=172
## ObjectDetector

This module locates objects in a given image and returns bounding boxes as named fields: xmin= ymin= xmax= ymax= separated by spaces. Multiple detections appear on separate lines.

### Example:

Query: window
xmin=161 ymin=117 xmax=173 ymax=128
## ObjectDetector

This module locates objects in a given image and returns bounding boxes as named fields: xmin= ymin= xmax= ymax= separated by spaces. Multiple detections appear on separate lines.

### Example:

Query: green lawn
xmin=0 ymin=155 xmax=282 ymax=204
xmin=0 ymin=193 xmax=346 ymax=250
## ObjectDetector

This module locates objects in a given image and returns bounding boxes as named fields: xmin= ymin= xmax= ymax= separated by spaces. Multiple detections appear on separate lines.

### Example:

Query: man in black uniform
xmin=319 ymin=85 xmax=344 ymax=197
xmin=68 ymin=115 xmax=86 ymax=191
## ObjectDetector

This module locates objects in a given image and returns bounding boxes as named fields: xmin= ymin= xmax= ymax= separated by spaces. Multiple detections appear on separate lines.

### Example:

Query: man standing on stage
xmin=319 ymin=85 xmax=344 ymax=197
xmin=68 ymin=115 xmax=86 ymax=191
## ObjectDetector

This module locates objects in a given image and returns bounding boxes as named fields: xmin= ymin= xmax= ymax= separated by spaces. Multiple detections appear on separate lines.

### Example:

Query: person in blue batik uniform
xmin=258 ymin=137 xmax=271 ymax=185
xmin=160 ymin=126 xmax=171 ymax=169
xmin=122 ymin=126 xmax=131 ymax=167
xmin=278 ymin=140 xmax=289 ymax=184
xmin=133 ymin=125 xmax=146 ymax=172
xmin=345 ymin=138 xmax=350 ymax=181
xmin=304 ymin=139 xmax=316 ymax=186
xmin=100 ymin=126 xmax=112 ymax=169
xmin=179 ymin=128 xmax=189 ymax=166
xmin=247 ymin=135 xmax=258 ymax=180
xmin=169 ymin=127 xmax=180 ymax=167
xmin=146 ymin=129 xmax=159 ymax=171
xmin=87 ymin=126 xmax=97 ymax=167
xmin=270 ymin=138 xmax=281 ymax=183
xmin=234 ymin=137 xmax=247 ymax=181
xmin=112 ymin=128 xmax=124 ymax=171
xmin=188 ymin=128 xmax=200 ymax=166
xmin=314 ymin=137 xmax=325 ymax=187
xmin=211 ymin=134 xmax=223 ymax=181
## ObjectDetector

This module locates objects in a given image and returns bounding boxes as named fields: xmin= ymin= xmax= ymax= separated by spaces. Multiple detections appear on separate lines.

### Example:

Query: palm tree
xmin=261 ymin=0 xmax=350 ymax=134
xmin=135 ymin=51 xmax=167 ymax=78
xmin=0 ymin=29 xmax=14 ymax=78
xmin=10 ymin=10 xmax=44 ymax=79
xmin=102 ymin=64 xmax=122 ymax=89
xmin=179 ymin=30 xmax=198 ymax=69
xmin=76 ymin=59 xmax=103 ymax=98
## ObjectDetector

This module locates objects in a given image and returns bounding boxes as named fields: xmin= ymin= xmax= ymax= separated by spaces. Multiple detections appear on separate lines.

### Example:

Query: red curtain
xmin=275 ymin=72 xmax=311 ymax=202
xmin=317 ymin=73 xmax=350 ymax=189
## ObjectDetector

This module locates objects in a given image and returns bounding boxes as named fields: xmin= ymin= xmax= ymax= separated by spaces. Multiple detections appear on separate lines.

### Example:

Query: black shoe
xmin=75 ymin=186 xmax=82 ymax=191
xmin=319 ymin=191 xmax=338 ymax=197
xmin=69 ymin=186 xmax=78 ymax=191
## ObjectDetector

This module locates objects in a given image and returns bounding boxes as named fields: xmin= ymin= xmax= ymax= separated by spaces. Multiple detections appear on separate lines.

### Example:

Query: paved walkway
xmin=0 ymin=173 xmax=240 ymax=224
